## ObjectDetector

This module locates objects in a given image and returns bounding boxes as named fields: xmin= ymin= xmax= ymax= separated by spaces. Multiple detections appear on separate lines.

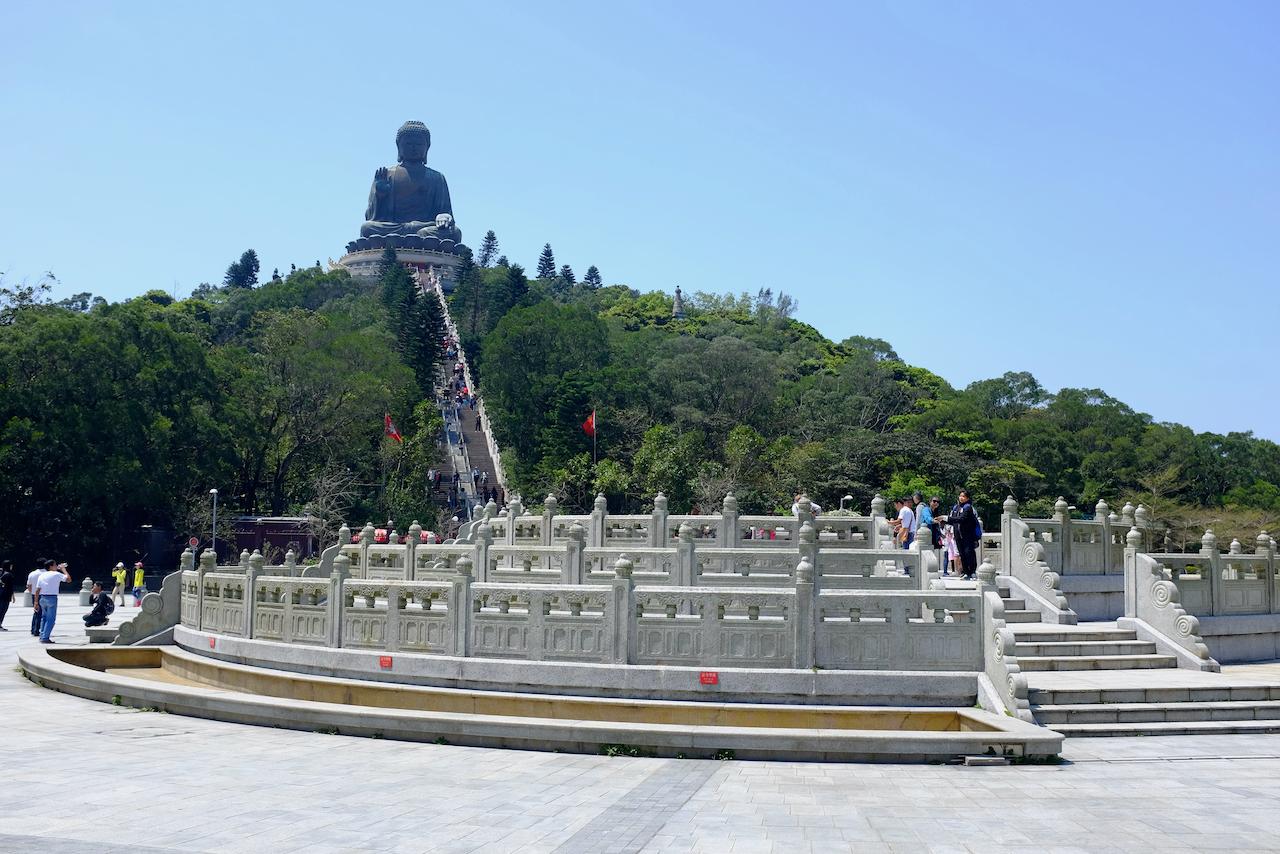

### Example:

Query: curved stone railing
xmin=998 ymin=499 xmax=1077 ymax=624
xmin=977 ymin=561 xmax=1033 ymax=723
xmin=1121 ymin=528 xmax=1218 ymax=671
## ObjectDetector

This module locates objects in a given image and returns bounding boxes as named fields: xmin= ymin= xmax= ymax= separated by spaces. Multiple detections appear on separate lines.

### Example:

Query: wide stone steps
xmin=1048 ymin=719 xmax=1280 ymax=737
xmin=1014 ymin=640 xmax=1158 ymax=657
xmin=1034 ymin=699 xmax=1280 ymax=725
xmin=1018 ymin=653 xmax=1178 ymax=672
xmin=1029 ymin=683 xmax=1280 ymax=706
xmin=1002 ymin=609 xmax=1043 ymax=624
xmin=1013 ymin=628 xmax=1137 ymax=643
xmin=1001 ymin=598 xmax=1026 ymax=611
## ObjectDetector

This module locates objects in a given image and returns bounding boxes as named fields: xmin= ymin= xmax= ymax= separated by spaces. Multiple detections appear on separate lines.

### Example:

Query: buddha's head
xmin=396 ymin=121 xmax=431 ymax=163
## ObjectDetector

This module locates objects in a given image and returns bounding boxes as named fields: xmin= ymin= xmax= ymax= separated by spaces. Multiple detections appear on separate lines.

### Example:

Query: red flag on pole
xmin=384 ymin=413 xmax=403 ymax=442
xmin=582 ymin=409 xmax=596 ymax=438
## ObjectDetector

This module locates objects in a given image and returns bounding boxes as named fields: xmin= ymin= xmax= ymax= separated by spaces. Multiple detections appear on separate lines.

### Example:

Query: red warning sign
xmin=208 ymin=637 xmax=216 ymax=649
xmin=699 ymin=671 xmax=719 ymax=685
xmin=379 ymin=656 xmax=393 ymax=669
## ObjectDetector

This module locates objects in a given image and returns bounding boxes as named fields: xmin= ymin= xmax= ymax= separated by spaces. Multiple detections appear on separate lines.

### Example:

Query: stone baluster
xmin=590 ymin=493 xmax=607 ymax=548
xmin=329 ymin=552 xmax=352 ymax=647
xmin=610 ymin=555 xmax=636 ymax=665
xmin=197 ymin=547 xmax=216 ymax=631
xmin=1000 ymin=496 xmax=1019 ymax=577
xmin=1095 ymin=500 xmax=1113 ymax=572
xmin=452 ymin=556 xmax=473 ymax=657
xmin=1259 ymin=532 xmax=1277 ymax=614
xmin=1201 ymin=530 xmax=1221 ymax=617
xmin=506 ymin=495 xmax=523 ymax=548
xmin=565 ymin=522 xmax=587 ymax=584
xmin=541 ymin=495 xmax=558 ymax=546
xmin=360 ymin=522 xmax=376 ymax=577
xmin=798 ymin=522 xmax=818 ymax=588
xmin=283 ymin=548 xmax=297 ymax=578
xmin=473 ymin=519 xmax=493 ymax=583
xmin=1120 ymin=502 xmax=1136 ymax=529
xmin=406 ymin=521 xmax=422 ymax=580
xmin=675 ymin=521 xmax=696 ymax=587
xmin=795 ymin=494 xmax=815 ymax=532
xmin=912 ymin=532 xmax=934 ymax=593
xmin=1122 ymin=526 xmax=1144 ymax=617
xmin=238 ymin=549 xmax=251 ymax=571
xmin=246 ymin=550 xmax=265 ymax=639
xmin=650 ymin=492 xmax=669 ymax=547
xmin=1054 ymin=497 xmax=1071 ymax=572
xmin=720 ymin=493 xmax=740 ymax=549
xmin=793 ymin=556 xmax=816 ymax=669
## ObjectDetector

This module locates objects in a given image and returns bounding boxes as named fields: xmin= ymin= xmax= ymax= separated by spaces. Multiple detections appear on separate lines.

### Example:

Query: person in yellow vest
xmin=132 ymin=562 xmax=146 ymax=606
xmin=110 ymin=562 xmax=128 ymax=607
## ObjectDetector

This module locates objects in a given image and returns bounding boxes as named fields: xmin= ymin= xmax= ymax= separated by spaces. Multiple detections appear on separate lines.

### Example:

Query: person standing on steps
xmin=0 ymin=560 xmax=14 ymax=630
xmin=35 ymin=559 xmax=71 ymax=643
xmin=940 ymin=490 xmax=981 ymax=579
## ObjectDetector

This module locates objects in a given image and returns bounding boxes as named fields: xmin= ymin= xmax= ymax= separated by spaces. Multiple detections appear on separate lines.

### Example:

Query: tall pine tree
xmin=559 ymin=264 xmax=576 ymax=285
xmin=223 ymin=249 xmax=260 ymax=288
xmin=536 ymin=243 xmax=557 ymax=279
xmin=477 ymin=230 xmax=500 ymax=267
xmin=583 ymin=265 xmax=602 ymax=287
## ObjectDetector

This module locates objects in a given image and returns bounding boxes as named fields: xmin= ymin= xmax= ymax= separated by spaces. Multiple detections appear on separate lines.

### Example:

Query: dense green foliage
xmin=0 ymin=261 xmax=445 ymax=570
xmin=465 ymin=281 xmax=1280 ymax=541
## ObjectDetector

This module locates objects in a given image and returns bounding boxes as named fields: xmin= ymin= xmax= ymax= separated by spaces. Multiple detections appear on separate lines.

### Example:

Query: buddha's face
xmin=397 ymin=133 xmax=430 ymax=163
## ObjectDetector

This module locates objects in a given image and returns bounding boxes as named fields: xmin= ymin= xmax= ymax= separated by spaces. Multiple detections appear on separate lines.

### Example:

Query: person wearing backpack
xmin=83 ymin=581 xmax=114 ymax=627
xmin=941 ymin=489 xmax=982 ymax=580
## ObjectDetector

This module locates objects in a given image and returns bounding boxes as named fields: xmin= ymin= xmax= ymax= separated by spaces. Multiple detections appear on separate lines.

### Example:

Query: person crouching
xmin=83 ymin=582 xmax=115 ymax=627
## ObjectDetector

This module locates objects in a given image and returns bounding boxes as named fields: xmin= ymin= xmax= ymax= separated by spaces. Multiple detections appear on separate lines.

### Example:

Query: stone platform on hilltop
xmin=336 ymin=245 xmax=466 ymax=291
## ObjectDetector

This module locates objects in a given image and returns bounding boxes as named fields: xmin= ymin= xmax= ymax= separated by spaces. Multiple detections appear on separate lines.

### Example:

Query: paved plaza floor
xmin=5 ymin=595 xmax=1280 ymax=853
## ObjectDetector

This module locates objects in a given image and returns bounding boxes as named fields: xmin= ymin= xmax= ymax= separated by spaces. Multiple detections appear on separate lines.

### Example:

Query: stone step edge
xmin=1052 ymin=719 xmax=1280 ymax=736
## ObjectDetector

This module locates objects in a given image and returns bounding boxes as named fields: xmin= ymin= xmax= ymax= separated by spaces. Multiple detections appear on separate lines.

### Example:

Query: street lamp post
xmin=840 ymin=494 xmax=854 ymax=511
xmin=210 ymin=488 xmax=219 ymax=561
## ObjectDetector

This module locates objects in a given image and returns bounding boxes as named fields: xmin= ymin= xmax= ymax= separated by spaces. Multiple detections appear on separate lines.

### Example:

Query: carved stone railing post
xmin=505 ymin=495 xmax=523 ymax=547
xmin=1261 ymin=532 xmax=1278 ymax=615
xmin=912 ymin=534 xmax=933 ymax=593
xmin=589 ymin=493 xmax=607 ymax=548
xmin=197 ymin=548 xmax=215 ymax=631
xmin=1095 ymin=500 xmax=1113 ymax=572
xmin=473 ymin=519 xmax=493 ymax=583
xmin=675 ymin=521 xmax=696 ymax=587
xmin=1000 ymin=496 xmax=1019 ymax=576
xmin=453 ymin=556 xmax=473 ymax=657
xmin=238 ymin=549 xmax=251 ymax=571
xmin=329 ymin=552 xmax=352 ymax=647
xmin=565 ymin=522 xmax=587 ymax=584
xmin=1121 ymin=527 xmax=1216 ymax=670
xmin=1120 ymin=502 xmax=1136 ymax=529
xmin=359 ymin=522 xmax=375 ymax=577
xmin=1054 ymin=497 xmax=1072 ymax=572
xmin=282 ymin=548 xmax=298 ymax=578
xmin=720 ymin=493 xmax=740 ymax=549
xmin=610 ymin=555 xmax=635 ymax=665
xmin=793 ymin=556 xmax=815 ymax=669
xmin=1202 ymin=530 xmax=1221 ymax=617
xmin=870 ymin=494 xmax=886 ymax=546
xmin=650 ymin=492 xmax=669 ymax=547
xmin=541 ymin=495 xmax=558 ymax=546
xmin=407 ymin=521 xmax=422 ymax=580
xmin=1135 ymin=504 xmax=1152 ymax=552
xmin=795 ymin=494 xmax=815 ymax=530
xmin=246 ymin=550 xmax=264 ymax=639
xmin=798 ymin=522 xmax=818 ymax=588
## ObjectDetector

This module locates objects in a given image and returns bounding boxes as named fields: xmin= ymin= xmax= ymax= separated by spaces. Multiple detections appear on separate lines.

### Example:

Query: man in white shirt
xmin=896 ymin=497 xmax=916 ymax=550
xmin=34 ymin=560 xmax=71 ymax=643
xmin=26 ymin=565 xmax=43 ymax=636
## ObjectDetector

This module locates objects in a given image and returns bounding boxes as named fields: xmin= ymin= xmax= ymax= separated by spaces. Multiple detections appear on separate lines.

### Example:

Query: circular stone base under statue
xmin=337 ymin=247 xmax=466 ymax=292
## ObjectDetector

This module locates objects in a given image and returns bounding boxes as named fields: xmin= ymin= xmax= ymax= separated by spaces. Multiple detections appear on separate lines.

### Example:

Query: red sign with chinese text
xmin=379 ymin=656 xmax=393 ymax=669
xmin=699 ymin=671 xmax=719 ymax=685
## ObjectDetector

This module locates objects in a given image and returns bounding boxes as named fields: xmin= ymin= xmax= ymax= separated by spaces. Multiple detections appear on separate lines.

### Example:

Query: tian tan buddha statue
xmin=359 ymin=120 xmax=462 ymax=244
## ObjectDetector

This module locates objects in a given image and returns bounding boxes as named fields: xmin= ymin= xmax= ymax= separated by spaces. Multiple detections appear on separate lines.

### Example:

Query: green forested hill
xmin=451 ymin=262 xmax=1279 ymax=545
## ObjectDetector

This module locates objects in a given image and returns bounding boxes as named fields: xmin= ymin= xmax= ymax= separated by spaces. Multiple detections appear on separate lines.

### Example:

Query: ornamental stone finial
xmin=1202 ymin=529 xmax=1218 ymax=551
xmin=1095 ymin=499 xmax=1110 ymax=518
xmin=409 ymin=520 xmax=423 ymax=543
xmin=1126 ymin=527 xmax=1143 ymax=549
xmin=1135 ymin=505 xmax=1151 ymax=527
xmin=333 ymin=552 xmax=352 ymax=575
xmin=678 ymin=521 xmax=694 ymax=543
xmin=1108 ymin=512 xmax=1120 ymax=525
xmin=199 ymin=549 xmax=217 ymax=572
xmin=594 ymin=493 xmax=607 ymax=512
xmin=1003 ymin=495 xmax=1019 ymax=515
xmin=284 ymin=549 xmax=297 ymax=572
xmin=1259 ymin=531 xmax=1273 ymax=553
xmin=722 ymin=492 xmax=738 ymax=514
xmin=508 ymin=495 xmax=524 ymax=518
xmin=568 ymin=521 xmax=586 ymax=543
xmin=239 ymin=549 xmax=251 ymax=569
xmin=456 ymin=555 xmax=473 ymax=578
xmin=477 ymin=520 xmax=494 ymax=543
xmin=1054 ymin=497 xmax=1069 ymax=517
xmin=653 ymin=492 xmax=668 ymax=513
xmin=249 ymin=550 xmax=265 ymax=573
xmin=976 ymin=559 xmax=996 ymax=587
xmin=338 ymin=523 xmax=352 ymax=544
xmin=870 ymin=494 xmax=886 ymax=516
xmin=485 ymin=500 xmax=497 ymax=519
xmin=361 ymin=521 xmax=376 ymax=543
xmin=544 ymin=495 xmax=558 ymax=514
xmin=795 ymin=557 xmax=814 ymax=584
xmin=1229 ymin=538 xmax=1242 ymax=554
xmin=180 ymin=548 xmax=195 ymax=572
xmin=613 ymin=554 xmax=634 ymax=579
xmin=799 ymin=522 xmax=816 ymax=544
xmin=1120 ymin=502 xmax=1136 ymax=525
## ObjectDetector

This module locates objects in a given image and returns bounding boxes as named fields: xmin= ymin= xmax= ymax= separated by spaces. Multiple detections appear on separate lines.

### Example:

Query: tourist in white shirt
xmin=34 ymin=560 xmax=70 ymax=643
xmin=26 ymin=566 xmax=43 ymax=636
xmin=895 ymin=497 xmax=916 ymax=550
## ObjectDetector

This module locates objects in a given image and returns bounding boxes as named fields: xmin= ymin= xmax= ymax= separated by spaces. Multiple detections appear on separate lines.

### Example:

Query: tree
xmin=536 ymin=244 xmax=557 ymax=279
xmin=583 ymin=265 xmax=602 ymax=287
xmin=224 ymin=249 xmax=261 ymax=288
xmin=0 ymin=273 xmax=54 ymax=325
xmin=495 ymin=255 xmax=509 ymax=268
xmin=559 ymin=264 xmax=576 ymax=285
xmin=477 ymin=230 xmax=500 ymax=267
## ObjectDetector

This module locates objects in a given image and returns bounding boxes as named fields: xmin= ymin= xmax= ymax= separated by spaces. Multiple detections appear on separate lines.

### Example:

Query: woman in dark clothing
xmin=941 ymin=490 xmax=981 ymax=579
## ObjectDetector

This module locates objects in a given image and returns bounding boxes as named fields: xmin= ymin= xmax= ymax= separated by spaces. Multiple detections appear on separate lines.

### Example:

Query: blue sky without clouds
xmin=2 ymin=1 xmax=1277 ymax=440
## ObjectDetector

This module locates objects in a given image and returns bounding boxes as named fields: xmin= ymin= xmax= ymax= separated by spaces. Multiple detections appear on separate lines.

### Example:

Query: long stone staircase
xmin=995 ymin=578 xmax=1280 ymax=737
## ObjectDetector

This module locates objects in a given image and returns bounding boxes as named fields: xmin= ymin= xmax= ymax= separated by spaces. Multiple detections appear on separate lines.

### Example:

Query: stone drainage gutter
xmin=19 ymin=645 xmax=1062 ymax=764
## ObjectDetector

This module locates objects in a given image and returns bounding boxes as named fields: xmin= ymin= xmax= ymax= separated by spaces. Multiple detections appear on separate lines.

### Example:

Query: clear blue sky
xmin=3 ymin=1 xmax=1277 ymax=440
